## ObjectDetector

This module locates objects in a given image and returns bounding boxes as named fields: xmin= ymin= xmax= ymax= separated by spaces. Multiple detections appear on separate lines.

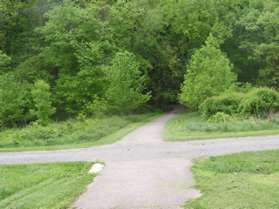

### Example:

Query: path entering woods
xmin=1 ymin=112 xmax=279 ymax=209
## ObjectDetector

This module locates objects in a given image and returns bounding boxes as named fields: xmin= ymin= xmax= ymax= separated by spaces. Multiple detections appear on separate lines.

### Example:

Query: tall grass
xmin=0 ymin=113 xmax=157 ymax=150
xmin=165 ymin=112 xmax=279 ymax=140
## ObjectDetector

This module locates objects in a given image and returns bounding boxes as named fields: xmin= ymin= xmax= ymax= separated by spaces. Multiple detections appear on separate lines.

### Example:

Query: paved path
xmin=0 ymin=112 xmax=279 ymax=209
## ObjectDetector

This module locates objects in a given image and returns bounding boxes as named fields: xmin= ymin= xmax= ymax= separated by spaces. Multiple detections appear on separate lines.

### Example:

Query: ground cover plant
xmin=185 ymin=150 xmax=279 ymax=209
xmin=0 ymin=113 xmax=158 ymax=151
xmin=0 ymin=162 xmax=94 ymax=209
xmin=165 ymin=112 xmax=279 ymax=141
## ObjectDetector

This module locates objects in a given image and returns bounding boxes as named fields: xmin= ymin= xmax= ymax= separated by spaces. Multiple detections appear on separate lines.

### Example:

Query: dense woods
xmin=0 ymin=0 xmax=278 ymax=127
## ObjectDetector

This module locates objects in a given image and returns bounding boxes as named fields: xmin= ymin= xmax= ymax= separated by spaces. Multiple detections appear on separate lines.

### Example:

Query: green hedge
xmin=200 ymin=87 xmax=279 ymax=118
xmin=239 ymin=87 xmax=279 ymax=118
xmin=200 ymin=92 xmax=244 ymax=118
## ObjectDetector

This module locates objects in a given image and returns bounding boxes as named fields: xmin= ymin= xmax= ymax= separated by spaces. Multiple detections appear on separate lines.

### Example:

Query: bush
xmin=55 ymin=69 xmax=106 ymax=116
xmin=84 ymin=97 xmax=109 ymax=116
xmin=239 ymin=87 xmax=279 ymax=118
xmin=208 ymin=112 xmax=234 ymax=123
xmin=0 ymin=50 xmax=11 ymax=72
xmin=200 ymin=92 xmax=244 ymax=118
xmin=31 ymin=80 xmax=55 ymax=126
xmin=0 ymin=73 xmax=33 ymax=127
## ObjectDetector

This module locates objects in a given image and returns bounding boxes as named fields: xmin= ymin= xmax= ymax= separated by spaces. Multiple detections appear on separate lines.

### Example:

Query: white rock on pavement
xmin=89 ymin=163 xmax=104 ymax=174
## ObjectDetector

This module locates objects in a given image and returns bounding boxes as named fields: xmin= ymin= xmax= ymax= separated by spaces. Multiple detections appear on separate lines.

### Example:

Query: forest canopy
xmin=0 ymin=0 xmax=278 ymax=127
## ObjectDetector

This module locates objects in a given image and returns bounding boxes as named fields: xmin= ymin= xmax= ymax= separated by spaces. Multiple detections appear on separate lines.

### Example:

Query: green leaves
xmin=105 ymin=51 xmax=151 ymax=113
xmin=0 ymin=73 xmax=32 ymax=128
xmin=31 ymin=80 xmax=55 ymax=126
xmin=0 ymin=50 xmax=11 ymax=72
xmin=0 ymin=0 xmax=278 ymax=127
xmin=239 ymin=87 xmax=279 ymax=118
xmin=180 ymin=35 xmax=236 ymax=109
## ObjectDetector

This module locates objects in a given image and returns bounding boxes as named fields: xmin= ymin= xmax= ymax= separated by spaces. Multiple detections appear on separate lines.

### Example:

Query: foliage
xmin=85 ymin=97 xmax=109 ymax=116
xmin=165 ymin=112 xmax=279 ymax=141
xmin=0 ymin=50 xmax=11 ymax=72
xmin=105 ymin=51 xmax=151 ymax=113
xmin=0 ymin=73 xmax=32 ymax=128
xmin=232 ymin=1 xmax=279 ymax=87
xmin=200 ymin=92 xmax=244 ymax=118
xmin=0 ymin=113 xmax=157 ymax=150
xmin=239 ymin=87 xmax=279 ymax=118
xmin=55 ymin=68 xmax=106 ymax=115
xmin=15 ymin=55 xmax=53 ymax=83
xmin=0 ymin=162 xmax=93 ymax=209
xmin=185 ymin=150 xmax=279 ymax=209
xmin=200 ymin=86 xmax=279 ymax=119
xmin=180 ymin=35 xmax=236 ymax=109
xmin=31 ymin=80 xmax=55 ymax=125
xmin=0 ymin=0 xmax=279 ymax=127
xmin=208 ymin=112 xmax=234 ymax=123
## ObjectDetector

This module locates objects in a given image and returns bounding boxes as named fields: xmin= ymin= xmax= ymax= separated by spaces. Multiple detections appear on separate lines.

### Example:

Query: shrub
xmin=84 ymin=97 xmax=109 ymax=116
xmin=31 ymin=80 xmax=56 ymax=126
xmin=0 ymin=73 xmax=33 ymax=127
xmin=200 ymin=92 xmax=244 ymax=118
xmin=105 ymin=51 xmax=151 ymax=113
xmin=55 ymin=68 xmax=106 ymax=115
xmin=0 ymin=50 xmax=11 ymax=72
xmin=208 ymin=112 xmax=233 ymax=123
xmin=179 ymin=34 xmax=236 ymax=109
xmin=239 ymin=87 xmax=279 ymax=118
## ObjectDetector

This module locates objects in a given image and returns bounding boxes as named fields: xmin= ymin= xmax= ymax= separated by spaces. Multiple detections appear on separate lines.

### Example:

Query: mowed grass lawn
xmin=165 ymin=112 xmax=279 ymax=141
xmin=186 ymin=150 xmax=279 ymax=209
xmin=0 ymin=162 xmax=94 ymax=209
xmin=0 ymin=113 xmax=159 ymax=151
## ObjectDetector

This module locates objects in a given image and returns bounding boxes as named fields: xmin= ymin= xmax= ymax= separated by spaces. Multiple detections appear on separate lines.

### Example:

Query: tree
xmin=255 ymin=4 xmax=279 ymax=88
xmin=55 ymin=68 xmax=106 ymax=115
xmin=223 ymin=0 xmax=279 ymax=87
xmin=180 ymin=35 xmax=236 ymax=109
xmin=105 ymin=51 xmax=151 ymax=113
xmin=0 ymin=0 xmax=278 ymax=126
xmin=31 ymin=80 xmax=55 ymax=125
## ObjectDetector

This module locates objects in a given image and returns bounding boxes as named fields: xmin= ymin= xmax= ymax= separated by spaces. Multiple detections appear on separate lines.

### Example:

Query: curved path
xmin=0 ymin=112 xmax=279 ymax=209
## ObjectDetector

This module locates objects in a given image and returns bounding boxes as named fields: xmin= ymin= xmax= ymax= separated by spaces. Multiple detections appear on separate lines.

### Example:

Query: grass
xmin=165 ymin=112 xmax=279 ymax=141
xmin=0 ymin=113 xmax=159 ymax=152
xmin=185 ymin=150 xmax=279 ymax=209
xmin=0 ymin=162 xmax=94 ymax=209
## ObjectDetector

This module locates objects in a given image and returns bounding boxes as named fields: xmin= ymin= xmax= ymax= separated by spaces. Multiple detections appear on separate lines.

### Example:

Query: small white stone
xmin=89 ymin=163 xmax=105 ymax=174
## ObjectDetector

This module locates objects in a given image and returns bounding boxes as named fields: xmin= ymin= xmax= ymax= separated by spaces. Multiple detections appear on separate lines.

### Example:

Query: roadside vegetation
xmin=185 ymin=150 xmax=279 ymax=209
xmin=165 ymin=112 xmax=279 ymax=141
xmin=166 ymin=84 xmax=279 ymax=140
xmin=175 ymin=29 xmax=279 ymax=140
xmin=0 ymin=162 xmax=94 ymax=209
xmin=0 ymin=113 xmax=158 ymax=151
xmin=0 ymin=1 xmax=278 ymax=208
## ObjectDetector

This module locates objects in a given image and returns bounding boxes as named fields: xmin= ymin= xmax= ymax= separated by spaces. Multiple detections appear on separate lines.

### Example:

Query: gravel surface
xmin=0 ymin=112 xmax=279 ymax=209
